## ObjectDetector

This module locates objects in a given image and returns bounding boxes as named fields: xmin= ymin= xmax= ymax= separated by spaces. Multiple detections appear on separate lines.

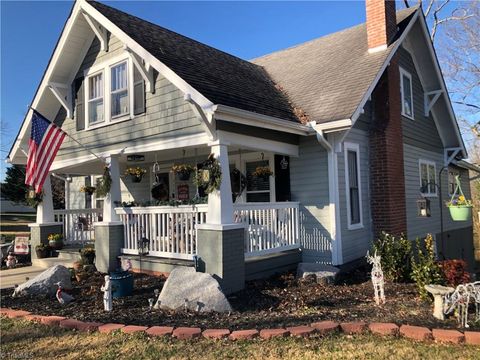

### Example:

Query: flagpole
xmin=29 ymin=106 xmax=107 ymax=165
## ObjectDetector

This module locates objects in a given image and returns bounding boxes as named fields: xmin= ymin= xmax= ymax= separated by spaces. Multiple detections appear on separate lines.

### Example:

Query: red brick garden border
xmin=1 ymin=307 xmax=479 ymax=346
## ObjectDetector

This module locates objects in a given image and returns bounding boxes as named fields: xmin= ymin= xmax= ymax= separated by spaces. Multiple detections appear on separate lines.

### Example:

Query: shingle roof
xmin=89 ymin=1 xmax=417 ymax=125
xmin=253 ymin=7 xmax=418 ymax=124
xmin=88 ymin=0 xmax=299 ymax=122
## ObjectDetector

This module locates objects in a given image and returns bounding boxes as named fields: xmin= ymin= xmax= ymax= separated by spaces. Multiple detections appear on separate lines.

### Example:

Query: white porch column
xmin=103 ymin=155 xmax=121 ymax=223
xmin=36 ymin=174 xmax=55 ymax=224
xmin=207 ymin=139 xmax=234 ymax=225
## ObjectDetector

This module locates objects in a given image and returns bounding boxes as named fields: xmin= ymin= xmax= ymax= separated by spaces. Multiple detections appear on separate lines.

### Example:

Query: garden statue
xmin=424 ymin=284 xmax=455 ymax=320
xmin=444 ymin=281 xmax=480 ymax=328
xmin=101 ymin=275 xmax=112 ymax=312
xmin=366 ymin=251 xmax=385 ymax=305
xmin=121 ymin=258 xmax=132 ymax=272
xmin=148 ymin=298 xmax=154 ymax=310
xmin=6 ymin=253 xmax=17 ymax=268
xmin=56 ymin=282 xmax=74 ymax=305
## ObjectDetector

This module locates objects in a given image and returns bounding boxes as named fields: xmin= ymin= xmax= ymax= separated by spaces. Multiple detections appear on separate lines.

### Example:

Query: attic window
xmin=400 ymin=67 xmax=414 ymax=120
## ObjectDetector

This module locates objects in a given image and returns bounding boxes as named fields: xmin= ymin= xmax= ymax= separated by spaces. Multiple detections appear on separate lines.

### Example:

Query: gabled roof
xmin=253 ymin=7 xmax=417 ymax=124
xmin=88 ymin=0 xmax=299 ymax=122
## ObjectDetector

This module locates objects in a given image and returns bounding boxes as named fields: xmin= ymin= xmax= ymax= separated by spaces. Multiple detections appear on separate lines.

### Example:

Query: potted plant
xmin=96 ymin=166 xmax=112 ymax=197
xmin=171 ymin=164 xmax=195 ymax=181
xmin=446 ymin=195 xmax=472 ymax=221
xmin=80 ymin=246 xmax=95 ymax=265
xmin=48 ymin=233 xmax=64 ymax=250
xmin=252 ymin=166 xmax=274 ymax=180
xmin=80 ymin=185 xmax=96 ymax=195
xmin=35 ymin=243 xmax=50 ymax=259
xmin=125 ymin=166 xmax=147 ymax=183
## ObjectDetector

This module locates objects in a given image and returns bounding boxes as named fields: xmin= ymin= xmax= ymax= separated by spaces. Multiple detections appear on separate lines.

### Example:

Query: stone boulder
xmin=13 ymin=265 xmax=72 ymax=297
xmin=154 ymin=267 xmax=232 ymax=313
xmin=297 ymin=263 xmax=340 ymax=284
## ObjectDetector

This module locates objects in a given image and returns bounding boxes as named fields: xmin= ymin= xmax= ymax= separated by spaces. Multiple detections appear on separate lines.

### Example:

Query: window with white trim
xmin=448 ymin=168 xmax=459 ymax=195
xmin=400 ymin=67 xmax=414 ymax=119
xmin=344 ymin=143 xmax=363 ymax=229
xmin=246 ymin=160 xmax=271 ymax=202
xmin=110 ymin=61 xmax=129 ymax=118
xmin=88 ymin=72 xmax=104 ymax=125
xmin=83 ymin=54 xmax=145 ymax=130
xmin=419 ymin=160 xmax=437 ymax=196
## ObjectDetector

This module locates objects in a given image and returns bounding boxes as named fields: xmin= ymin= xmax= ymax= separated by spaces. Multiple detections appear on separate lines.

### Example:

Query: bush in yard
xmin=438 ymin=259 xmax=470 ymax=287
xmin=371 ymin=232 xmax=412 ymax=282
xmin=410 ymin=234 xmax=444 ymax=300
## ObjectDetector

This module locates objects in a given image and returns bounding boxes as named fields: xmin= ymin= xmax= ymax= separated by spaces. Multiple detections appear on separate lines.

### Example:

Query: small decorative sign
xmin=14 ymin=237 xmax=29 ymax=255
xmin=177 ymin=184 xmax=189 ymax=200
xmin=127 ymin=154 xmax=145 ymax=162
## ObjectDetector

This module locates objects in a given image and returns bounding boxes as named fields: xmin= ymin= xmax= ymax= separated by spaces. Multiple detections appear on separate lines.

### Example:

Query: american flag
xmin=25 ymin=110 xmax=66 ymax=193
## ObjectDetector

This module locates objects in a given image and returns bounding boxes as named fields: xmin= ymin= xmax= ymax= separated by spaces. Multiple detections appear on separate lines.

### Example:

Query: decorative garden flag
xmin=25 ymin=110 xmax=66 ymax=193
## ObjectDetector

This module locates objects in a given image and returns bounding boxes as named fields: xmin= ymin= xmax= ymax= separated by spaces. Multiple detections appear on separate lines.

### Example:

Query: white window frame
xmin=448 ymin=167 xmax=460 ymax=196
xmin=110 ymin=60 xmax=130 ymax=119
xmin=84 ymin=54 xmax=135 ymax=130
xmin=344 ymin=142 xmax=363 ymax=230
xmin=86 ymin=70 xmax=105 ymax=126
xmin=400 ymin=67 xmax=414 ymax=120
xmin=419 ymin=159 xmax=437 ymax=197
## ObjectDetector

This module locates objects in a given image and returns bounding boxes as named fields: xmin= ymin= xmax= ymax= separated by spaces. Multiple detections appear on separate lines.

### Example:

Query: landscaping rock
xmin=432 ymin=329 xmax=464 ymax=344
xmin=202 ymin=329 xmax=231 ymax=339
xmin=259 ymin=329 xmax=290 ymax=339
xmin=98 ymin=323 xmax=125 ymax=334
xmin=296 ymin=263 xmax=340 ymax=284
xmin=229 ymin=329 xmax=259 ymax=340
xmin=311 ymin=321 xmax=339 ymax=335
xmin=154 ymin=267 xmax=232 ymax=313
xmin=13 ymin=265 xmax=72 ymax=297
xmin=173 ymin=327 xmax=202 ymax=339
xmin=146 ymin=326 xmax=174 ymax=337
xmin=400 ymin=325 xmax=433 ymax=341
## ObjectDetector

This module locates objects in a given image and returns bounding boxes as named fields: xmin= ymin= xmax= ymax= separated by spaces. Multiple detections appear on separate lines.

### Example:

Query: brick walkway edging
xmin=1 ymin=308 xmax=479 ymax=346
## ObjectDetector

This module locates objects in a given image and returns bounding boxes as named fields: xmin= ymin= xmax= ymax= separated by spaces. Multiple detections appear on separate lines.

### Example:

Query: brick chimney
xmin=366 ymin=0 xmax=397 ymax=52
xmin=369 ymin=55 xmax=407 ymax=237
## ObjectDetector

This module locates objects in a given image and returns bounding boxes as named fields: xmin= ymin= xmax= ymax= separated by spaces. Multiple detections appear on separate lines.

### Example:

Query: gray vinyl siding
xmin=338 ymin=127 xmax=373 ymax=263
xmin=290 ymin=136 xmax=332 ymax=264
xmin=398 ymin=46 xmax=443 ymax=152
xmin=403 ymin=143 xmax=472 ymax=240
xmin=55 ymin=35 xmax=203 ymax=161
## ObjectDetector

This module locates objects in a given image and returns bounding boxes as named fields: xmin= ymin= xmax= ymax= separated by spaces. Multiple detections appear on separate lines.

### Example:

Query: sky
xmin=0 ymin=0 xmax=462 ymax=181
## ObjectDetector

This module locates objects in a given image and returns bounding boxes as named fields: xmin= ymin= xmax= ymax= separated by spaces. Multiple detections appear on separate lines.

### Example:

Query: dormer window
xmin=83 ymin=55 xmax=145 ymax=130
xmin=111 ymin=61 xmax=129 ymax=118
xmin=400 ymin=67 xmax=414 ymax=120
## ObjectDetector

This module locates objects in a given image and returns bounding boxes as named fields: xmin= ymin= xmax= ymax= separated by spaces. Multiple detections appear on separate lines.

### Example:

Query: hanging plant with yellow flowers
xmin=125 ymin=166 xmax=147 ymax=183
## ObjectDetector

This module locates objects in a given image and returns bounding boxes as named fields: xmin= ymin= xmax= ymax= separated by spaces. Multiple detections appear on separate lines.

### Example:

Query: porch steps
xmin=32 ymin=246 xmax=83 ymax=269
xmin=32 ymin=257 xmax=78 ymax=269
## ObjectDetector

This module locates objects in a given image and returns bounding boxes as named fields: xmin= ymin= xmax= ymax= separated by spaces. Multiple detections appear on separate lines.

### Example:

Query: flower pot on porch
xmin=178 ymin=171 xmax=191 ymax=181
xmin=448 ymin=205 xmax=472 ymax=221
xmin=131 ymin=175 xmax=143 ymax=183
xmin=35 ymin=248 xmax=49 ymax=259
xmin=48 ymin=239 xmax=64 ymax=250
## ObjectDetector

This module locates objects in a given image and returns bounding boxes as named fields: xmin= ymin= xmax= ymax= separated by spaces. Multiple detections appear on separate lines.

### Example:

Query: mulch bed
xmin=2 ymin=267 xmax=478 ymax=331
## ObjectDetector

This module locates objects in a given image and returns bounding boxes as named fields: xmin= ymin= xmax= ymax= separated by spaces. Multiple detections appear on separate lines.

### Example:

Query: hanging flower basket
xmin=252 ymin=166 xmax=273 ymax=181
xmin=445 ymin=175 xmax=472 ymax=221
xmin=171 ymin=164 xmax=195 ymax=181
xmin=125 ymin=167 xmax=147 ymax=183
xmin=448 ymin=205 xmax=472 ymax=221
xmin=80 ymin=185 xmax=96 ymax=195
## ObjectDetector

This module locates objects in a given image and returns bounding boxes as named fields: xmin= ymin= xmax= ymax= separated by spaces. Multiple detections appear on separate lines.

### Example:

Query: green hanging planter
xmin=448 ymin=205 xmax=472 ymax=221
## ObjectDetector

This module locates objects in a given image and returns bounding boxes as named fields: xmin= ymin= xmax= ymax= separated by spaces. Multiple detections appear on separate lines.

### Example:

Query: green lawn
xmin=1 ymin=317 xmax=478 ymax=360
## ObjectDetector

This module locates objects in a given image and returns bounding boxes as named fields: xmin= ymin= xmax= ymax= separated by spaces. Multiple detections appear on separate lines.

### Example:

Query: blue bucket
xmin=110 ymin=271 xmax=134 ymax=298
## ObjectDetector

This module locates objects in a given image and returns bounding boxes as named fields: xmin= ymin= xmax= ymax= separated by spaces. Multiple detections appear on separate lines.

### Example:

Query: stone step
xmin=57 ymin=248 xmax=82 ymax=262
xmin=32 ymin=257 xmax=77 ymax=269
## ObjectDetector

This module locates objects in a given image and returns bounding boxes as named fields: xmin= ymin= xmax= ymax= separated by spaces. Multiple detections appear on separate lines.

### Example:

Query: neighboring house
xmin=7 ymin=0 xmax=474 ymax=291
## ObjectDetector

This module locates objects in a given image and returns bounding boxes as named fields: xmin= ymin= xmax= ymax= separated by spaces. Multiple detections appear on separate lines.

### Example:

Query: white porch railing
xmin=115 ymin=205 xmax=208 ymax=260
xmin=234 ymin=202 xmax=300 ymax=258
xmin=54 ymin=209 xmax=102 ymax=244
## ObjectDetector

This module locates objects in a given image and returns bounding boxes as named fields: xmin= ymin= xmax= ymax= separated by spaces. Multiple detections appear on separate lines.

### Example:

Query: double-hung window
xmin=344 ymin=143 xmax=363 ymax=229
xmin=400 ymin=67 xmax=414 ymax=119
xmin=419 ymin=160 xmax=437 ymax=196
xmin=111 ymin=61 xmax=129 ymax=118
xmin=83 ymin=55 xmax=145 ymax=130
xmin=88 ymin=72 xmax=104 ymax=125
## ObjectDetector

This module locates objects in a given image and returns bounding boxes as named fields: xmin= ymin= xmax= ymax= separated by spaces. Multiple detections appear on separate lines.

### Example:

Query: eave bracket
xmin=424 ymin=90 xmax=444 ymax=117
xmin=83 ymin=11 xmax=108 ymax=52
xmin=124 ymin=45 xmax=154 ymax=93
xmin=48 ymin=82 xmax=72 ymax=119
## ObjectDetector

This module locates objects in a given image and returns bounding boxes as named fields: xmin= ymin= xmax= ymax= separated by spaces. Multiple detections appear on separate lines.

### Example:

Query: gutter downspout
xmin=310 ymin=122 xmax=343 ymax=266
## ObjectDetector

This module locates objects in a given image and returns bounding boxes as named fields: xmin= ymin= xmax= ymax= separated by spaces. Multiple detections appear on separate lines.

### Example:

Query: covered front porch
xmin=37 ymin=132 xmax=303 ymax=291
